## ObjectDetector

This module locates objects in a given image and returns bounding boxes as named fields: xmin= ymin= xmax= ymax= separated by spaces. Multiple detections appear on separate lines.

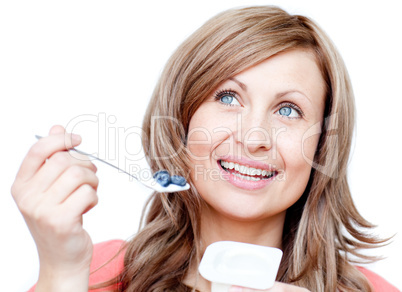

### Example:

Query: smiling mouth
xmin=219 ymin=159 xmax=277 ymax=181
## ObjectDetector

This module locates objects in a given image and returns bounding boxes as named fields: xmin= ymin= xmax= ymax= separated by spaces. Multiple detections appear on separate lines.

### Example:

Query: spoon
xmin=35 ymin=135 xmax=190 ymax=193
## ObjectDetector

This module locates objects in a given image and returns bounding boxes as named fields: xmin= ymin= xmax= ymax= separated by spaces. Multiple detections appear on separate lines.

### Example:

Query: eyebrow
xmin=229 ymin=77 xmax=248 ymax=92
xmin=276 ymin=90 xmax=312 ymax=104
xmin=229 ymin=77 xmax=312 ymax=104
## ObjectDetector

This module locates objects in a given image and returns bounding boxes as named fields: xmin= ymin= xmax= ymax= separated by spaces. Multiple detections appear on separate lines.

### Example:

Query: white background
xmin=1 ymin=1 xmax=401 ymax=291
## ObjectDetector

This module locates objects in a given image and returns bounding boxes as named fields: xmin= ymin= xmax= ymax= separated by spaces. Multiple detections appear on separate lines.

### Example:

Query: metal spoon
xmin=35 ymin=135 xmax=190 ymax=193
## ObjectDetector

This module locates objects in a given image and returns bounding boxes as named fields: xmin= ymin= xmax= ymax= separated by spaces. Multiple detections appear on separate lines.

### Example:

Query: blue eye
xmin=279 ymin=106 xmax=292 ymax=116
xmin=215 ymin=90 xmax=241 ymax=106
xmin=277 ymin=104 xmax=302 ymax=118
xmin=221 ymin=95 xmax=234 ymax=104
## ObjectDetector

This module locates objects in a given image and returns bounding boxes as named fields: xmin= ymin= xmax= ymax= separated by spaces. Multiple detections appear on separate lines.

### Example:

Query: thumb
xmin=49 ymin=124 xmax=66 ymax=135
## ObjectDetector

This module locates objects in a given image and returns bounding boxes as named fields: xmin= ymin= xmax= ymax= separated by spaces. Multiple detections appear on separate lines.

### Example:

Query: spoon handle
xmin=35 ymin=135 xmax=140 ymax=181
xmin=34 ymin=134 xmax=190 ymax=193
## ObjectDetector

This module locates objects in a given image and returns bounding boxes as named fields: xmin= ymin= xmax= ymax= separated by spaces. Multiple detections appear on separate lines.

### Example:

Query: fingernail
xmin=229 ymin=287 xmax=243 ymax=292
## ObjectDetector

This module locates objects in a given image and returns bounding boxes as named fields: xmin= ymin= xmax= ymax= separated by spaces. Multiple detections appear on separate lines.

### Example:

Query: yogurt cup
xmin=198 ymin=241 xmax=283 ymax=291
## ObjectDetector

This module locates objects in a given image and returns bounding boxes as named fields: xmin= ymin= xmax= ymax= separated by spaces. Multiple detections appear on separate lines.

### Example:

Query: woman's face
xmin=187 ymin=49 xmax=326 ymax=222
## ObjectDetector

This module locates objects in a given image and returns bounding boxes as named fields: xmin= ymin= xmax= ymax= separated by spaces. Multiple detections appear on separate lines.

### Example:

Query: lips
xmin=217 ymin=157 xmax=278 ymax=190
xmin=219 ymin=160 xmax=276 ymax=181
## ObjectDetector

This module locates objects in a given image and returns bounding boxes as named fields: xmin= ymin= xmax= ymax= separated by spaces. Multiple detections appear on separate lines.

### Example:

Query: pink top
xmin=28 ymin=240 xmax=400 ymax=291
xmin=28 ymin=240 xmax=125 ymax=292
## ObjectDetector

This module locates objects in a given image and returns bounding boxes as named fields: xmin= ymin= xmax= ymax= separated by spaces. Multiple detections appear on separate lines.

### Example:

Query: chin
xmin=208 ymin=201 xmax=280 ymax=222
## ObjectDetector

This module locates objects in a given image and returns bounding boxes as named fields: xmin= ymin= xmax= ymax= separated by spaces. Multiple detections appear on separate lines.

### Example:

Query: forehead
xmin=231 ymin=49 xmax=326 ymax=108
xmin=236 ymin=49 xmax=325 ymax=90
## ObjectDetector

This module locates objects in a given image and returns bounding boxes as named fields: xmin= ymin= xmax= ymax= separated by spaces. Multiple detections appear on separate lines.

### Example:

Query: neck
xmin=200 ymin=205 xmax=285 ymax=250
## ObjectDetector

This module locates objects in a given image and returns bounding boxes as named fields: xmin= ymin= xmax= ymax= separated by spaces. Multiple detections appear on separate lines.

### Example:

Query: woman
xmin=12 ymin=5 xmax=398 ymax=292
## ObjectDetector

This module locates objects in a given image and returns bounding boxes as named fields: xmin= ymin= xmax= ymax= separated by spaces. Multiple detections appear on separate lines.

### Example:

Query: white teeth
xmin=233 ymin=172 xmax=261 ymax=181
xmin=220 ymin=160 xmax=274 ymax=178
xmin=250 ymin=167 xmax=261 ymax=176
xmin=228 ymin=162 xmax=234 ymax=169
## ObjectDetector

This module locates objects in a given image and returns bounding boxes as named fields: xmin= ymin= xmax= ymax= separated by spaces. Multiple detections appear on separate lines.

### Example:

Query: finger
xmin=69 ymin=149 xmax=98 ymax=169
xmin=16 ymin=133 xmax=82 ymax=182
xmin=229 ymin=285 xmax=282 ymax=292
xmin=63 ymin=184 xmax=99 ymax=216
xmin=49 ymin=125 xmax=66 ymax=135
xmin=229 ymin=283 xmax=310 ymax=292
xmin=45 ymin=166 xmax=99 ymax=204
xmin=31 ymin=150 xmax=97 ymax=194
xmin=229 ymin=287 xmax=265 ymax=292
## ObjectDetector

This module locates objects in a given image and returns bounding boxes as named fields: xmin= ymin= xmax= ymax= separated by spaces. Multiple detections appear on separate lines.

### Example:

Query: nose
xmin=236 ymin=111 xmax=272 ymax=155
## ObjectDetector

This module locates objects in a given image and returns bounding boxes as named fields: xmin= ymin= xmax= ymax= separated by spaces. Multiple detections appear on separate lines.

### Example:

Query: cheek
xmin=187 ymin=125 xmax=213 ymax=160
xmin=275 ymin=130 xmax=318 ymax=204
xmin=187 ymin=131 xmax=233 ymax=162
xmin=187 ymin=108 xmax=213 ymax=159
xmin=187 ymin=110 xmax=235 ymax=160
xmin=276 ymin=128 xmax=320 ymax=172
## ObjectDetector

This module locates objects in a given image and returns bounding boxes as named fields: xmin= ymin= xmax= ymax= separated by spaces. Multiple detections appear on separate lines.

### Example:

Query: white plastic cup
xmin=198 ymin=241 xmax=283 ymax=292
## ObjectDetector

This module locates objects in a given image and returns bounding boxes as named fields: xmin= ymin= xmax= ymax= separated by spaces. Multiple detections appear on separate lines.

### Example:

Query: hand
xmin=11 ymin=125 xmax=99 ymax=291
xmin=229 ymin=282 xmax=311 ymax=292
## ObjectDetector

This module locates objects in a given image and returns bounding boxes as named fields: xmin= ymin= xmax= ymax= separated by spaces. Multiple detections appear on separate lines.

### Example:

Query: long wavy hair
xmin=99 ymin=5 xmax=385 ymax=292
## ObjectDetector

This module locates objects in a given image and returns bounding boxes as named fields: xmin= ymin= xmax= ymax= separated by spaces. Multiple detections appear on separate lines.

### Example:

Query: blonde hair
xmin=100 ymin=6 xmax=385 ymax=292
